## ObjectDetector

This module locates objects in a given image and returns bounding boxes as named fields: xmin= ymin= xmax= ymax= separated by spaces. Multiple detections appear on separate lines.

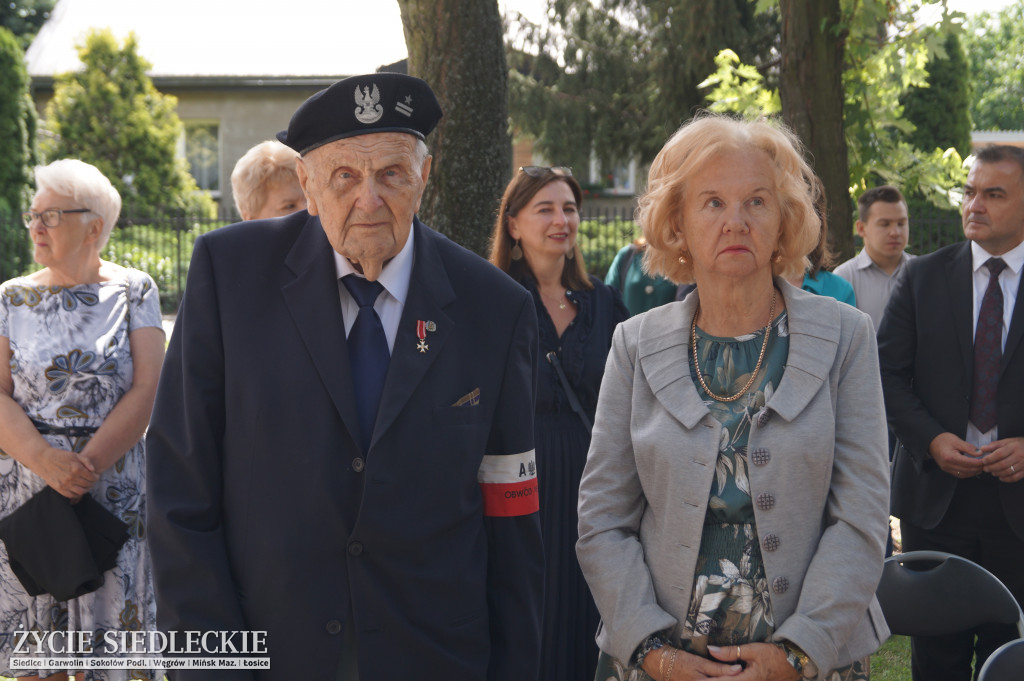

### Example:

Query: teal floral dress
xmin=596 ymin=311 xmax=868 ymax=681
xmin=0 ymin=270 xmax=161 ymax=680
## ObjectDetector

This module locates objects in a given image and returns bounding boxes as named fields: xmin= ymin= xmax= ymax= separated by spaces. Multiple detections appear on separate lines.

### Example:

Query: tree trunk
xmin=398 ymin=0 xmax=510 ymax=256
xmin=778 ymin=0 xmax=854 ymax=261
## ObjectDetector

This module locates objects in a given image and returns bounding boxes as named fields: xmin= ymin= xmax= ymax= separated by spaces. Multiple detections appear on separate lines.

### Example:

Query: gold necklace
xmin=542 ymin=290 xmax=569 ymax=310
xmin=691 ymin=288 xmax=777 ymax=402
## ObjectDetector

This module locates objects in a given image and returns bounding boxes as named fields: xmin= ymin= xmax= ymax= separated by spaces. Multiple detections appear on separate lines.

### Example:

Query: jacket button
xmin=751 ymin=448 xmax=771 ymax=466
xmin=352 ymin=457 xmax=365 ymax=472
xmin=348 ymin=542 xmax=363 ymax=556
xmin=326 ymin=620 xmax=342 ymax=635
xmin=772 ymin=576 xmax=790 ymax=594
xmin=757 ymin=492 xmax=775 ymax=510
xmin=762 ymin=534 xmax=780 ymax=552
xmin=757 ymin=411 xmax=771 ymax=428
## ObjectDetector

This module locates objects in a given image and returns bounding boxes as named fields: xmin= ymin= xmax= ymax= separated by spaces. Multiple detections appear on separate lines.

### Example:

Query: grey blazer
xmin=577 ymin=279 xmax=890 ymax=679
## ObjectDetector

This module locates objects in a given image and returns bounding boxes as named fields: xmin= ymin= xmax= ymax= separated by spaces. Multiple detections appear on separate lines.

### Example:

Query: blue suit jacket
xmin=146 ymin=214 xmax=544 ymax=680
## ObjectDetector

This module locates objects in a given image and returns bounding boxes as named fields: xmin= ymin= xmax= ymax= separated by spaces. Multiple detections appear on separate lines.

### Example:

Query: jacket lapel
xmin=638 ymin=280 xmax=842 ymax=428
xmin=280 ymin=215 xmax=361 ymax=441
xmin=769 ymin=280 xmax=841 ymax=422
xmin=371 ymin=221 xmax=456 ymax=448
xmin=946 ymin=243 xmax=975 ymax=374
xmin=636 ymin=295 xmax=710 ymax=429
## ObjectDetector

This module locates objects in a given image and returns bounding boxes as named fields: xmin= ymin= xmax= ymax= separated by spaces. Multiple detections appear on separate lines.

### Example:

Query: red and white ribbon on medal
xmin=416 ymin=320 xmax=429 ymax=353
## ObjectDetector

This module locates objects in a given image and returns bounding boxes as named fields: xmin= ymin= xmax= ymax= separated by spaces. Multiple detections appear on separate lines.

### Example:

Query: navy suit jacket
xmin=877 ymin=241 xmax=1024 ymax=540
xmin=146 ymin=214 xmax=544 ymax=680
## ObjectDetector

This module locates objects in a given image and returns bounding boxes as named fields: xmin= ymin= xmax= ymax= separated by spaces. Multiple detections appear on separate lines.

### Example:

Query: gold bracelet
xmin=658 ymin=647 xmax=666 ymax=679
xmin=665 ymin=649 xmax=677 ymax=680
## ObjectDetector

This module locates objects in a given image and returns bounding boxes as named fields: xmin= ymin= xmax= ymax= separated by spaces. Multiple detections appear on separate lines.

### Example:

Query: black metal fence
xmin=0 ymin=204 xmax=964 ymax=314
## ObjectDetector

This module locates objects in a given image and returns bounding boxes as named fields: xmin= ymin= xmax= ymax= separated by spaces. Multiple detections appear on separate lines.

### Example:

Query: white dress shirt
xmin=333 ymin=224 xmax=416 ymax=354
xmin=966 ymin=238 xmax=1024 ymax=446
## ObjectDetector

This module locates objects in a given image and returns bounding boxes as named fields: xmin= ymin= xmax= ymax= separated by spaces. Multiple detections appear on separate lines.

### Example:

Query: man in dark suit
xmin=145 ymin=73 xmax=544 ymax=680
xmin=878 ymin=145 xmax=1024 ymax=681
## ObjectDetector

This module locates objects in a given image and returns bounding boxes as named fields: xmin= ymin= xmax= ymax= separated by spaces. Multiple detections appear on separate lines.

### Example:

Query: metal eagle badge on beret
xmin=277 ymin=72 xmax=443 ymax=155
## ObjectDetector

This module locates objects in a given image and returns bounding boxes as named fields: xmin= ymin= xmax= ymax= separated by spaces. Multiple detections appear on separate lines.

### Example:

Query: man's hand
xmin=928 ymin=432 xmax=985 ymax=479
xmin=980 ymin=437 xmax=1024 ymax=482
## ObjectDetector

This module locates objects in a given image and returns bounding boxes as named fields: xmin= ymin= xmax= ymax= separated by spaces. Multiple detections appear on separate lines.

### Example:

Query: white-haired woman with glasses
xmin=489 ymin=166 xmax=628 ymax=681
xmin=0 ymin=159 xmax=164 ymax=680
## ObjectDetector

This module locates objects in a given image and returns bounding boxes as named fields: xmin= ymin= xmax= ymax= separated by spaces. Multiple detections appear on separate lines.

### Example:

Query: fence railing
xmin=0 ymin=204 xmax=964 ymax=314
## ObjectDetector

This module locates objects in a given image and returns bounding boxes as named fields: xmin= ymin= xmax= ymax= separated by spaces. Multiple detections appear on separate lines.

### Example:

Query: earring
xmin=510 ymin=240 xmax=523 ymax=261
xmin=678 ymin=250 xmax=690 ymax=264
xmin=772 ymin=250 xmax=783 ymax=263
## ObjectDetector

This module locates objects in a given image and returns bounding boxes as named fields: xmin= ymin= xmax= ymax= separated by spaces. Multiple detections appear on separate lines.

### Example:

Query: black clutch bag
xmin=0 ymin=487 xmax=129 ymax=601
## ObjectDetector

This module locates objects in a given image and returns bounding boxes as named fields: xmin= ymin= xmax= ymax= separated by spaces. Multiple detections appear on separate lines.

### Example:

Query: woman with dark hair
xmin=490 ymin=166 xmax=628 ymax=681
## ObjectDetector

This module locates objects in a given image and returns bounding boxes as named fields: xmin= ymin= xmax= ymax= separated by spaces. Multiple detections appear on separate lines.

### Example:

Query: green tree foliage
xmin=42 ymin=29 xmax=214 ymax=218
xmin=706 ymin=1 xmax=966 ymax=217
xmin=0 ymin=26 xmax=35 ymax=276
xmin=901 ymin=31 xmax=972 ymax=159
xmin=962 ymin=1 xmax=1024 ymax=131
xmin=0 ymin=0 xmax=55 ymax=50
xmin=507 ymin=0 xmax=779 ymax=172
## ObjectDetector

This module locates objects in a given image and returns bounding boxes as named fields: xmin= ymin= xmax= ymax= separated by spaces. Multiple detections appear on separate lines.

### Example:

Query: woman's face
xmin=680 ymin=149 xmax=782 ymax=283
xmin=507 ymin=180 xmax=579 ymax=263
xmin=26 ymin=187 xmax=102 ymax=271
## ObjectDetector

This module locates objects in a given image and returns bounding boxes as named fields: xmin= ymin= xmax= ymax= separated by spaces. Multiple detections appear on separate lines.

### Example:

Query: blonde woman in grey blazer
xmin=577 ymin=116 xmax=891 ymax=681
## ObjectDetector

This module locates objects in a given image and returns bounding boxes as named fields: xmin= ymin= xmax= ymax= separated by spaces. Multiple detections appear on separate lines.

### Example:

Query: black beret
xmin=277 ymin=73 xmax=443 ymax=155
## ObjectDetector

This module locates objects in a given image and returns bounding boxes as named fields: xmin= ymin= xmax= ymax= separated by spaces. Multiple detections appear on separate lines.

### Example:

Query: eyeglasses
xmin=519 ymin=166 xmax=573 ymax=178
xmin=21 ymin=208 xmax=92 ymax=229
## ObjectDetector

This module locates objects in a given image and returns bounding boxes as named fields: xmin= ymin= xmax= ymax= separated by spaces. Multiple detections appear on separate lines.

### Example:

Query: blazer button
xmin=756 ymin=492 xmax=775 ymax=511
xmin=352 ymin=457 xmax=365 ymax=473
xmin=762 ymin=534 xmax=780 ymax=552
xmin=757 ymin=411 xmax=771 ymax=428
xmin=751 ymin=448 xmax=771 ymax=466
xmin=772 ymin=576 xmax=790 ymax=594
xmin=348 ymin=542 xmax=363 ymax=556
xmin=325 ymin=620 xmax=342 ymax=635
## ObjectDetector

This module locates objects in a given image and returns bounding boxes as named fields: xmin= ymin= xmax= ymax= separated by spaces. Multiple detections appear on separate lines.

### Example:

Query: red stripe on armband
xmin=478 ymin=450 xmax=539 ymax=517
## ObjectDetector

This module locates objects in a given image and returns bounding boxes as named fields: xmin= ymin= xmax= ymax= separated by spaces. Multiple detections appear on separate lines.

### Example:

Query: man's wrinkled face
xmin=297 ymin=133 xmax=431 ymax=279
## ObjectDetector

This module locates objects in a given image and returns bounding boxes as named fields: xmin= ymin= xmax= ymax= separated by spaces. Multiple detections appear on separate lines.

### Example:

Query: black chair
xmin=876 ymin=550 xmax=1024 ymax=638
xmin=978 ymin=638 xmax=1024 ymax=681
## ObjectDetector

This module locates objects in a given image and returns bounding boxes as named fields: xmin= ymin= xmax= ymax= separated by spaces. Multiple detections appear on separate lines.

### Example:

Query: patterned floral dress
xmin=0 ymin=269 xmax=161 ymax=680
xmin=597 ymin=311 xmax=867 ymax=681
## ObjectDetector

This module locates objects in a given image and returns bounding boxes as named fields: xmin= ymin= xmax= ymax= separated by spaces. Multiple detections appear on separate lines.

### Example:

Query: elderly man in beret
xmin=146 ymin=73 xmax=543 ymax=681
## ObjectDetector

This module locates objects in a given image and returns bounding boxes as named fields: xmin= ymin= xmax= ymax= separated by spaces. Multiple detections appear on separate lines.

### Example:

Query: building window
xmin=184 ymin=121 xmax=220 ymax=193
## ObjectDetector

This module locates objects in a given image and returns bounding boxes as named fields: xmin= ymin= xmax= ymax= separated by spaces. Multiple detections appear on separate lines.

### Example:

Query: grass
xmin=871 ymin=635 xmax=912 ymax=681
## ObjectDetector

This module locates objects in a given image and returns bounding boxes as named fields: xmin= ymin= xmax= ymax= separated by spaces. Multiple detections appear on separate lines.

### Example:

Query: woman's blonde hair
xmin=638 ymin=114 xmax=821 ymax=284
xmin=230 ymin=141 xmax=300 ymax=220
xmin=488 ymin=169 xmax=592 ymax=290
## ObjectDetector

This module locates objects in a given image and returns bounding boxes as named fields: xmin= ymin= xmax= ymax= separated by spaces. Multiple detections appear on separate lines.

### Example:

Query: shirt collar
xmin=333 ymin=222 xmax=416 ymax=306
xmin=971 ymin=238 xmax=1024 ymax=276
xmin=853 ymin=248 xmax=911 ymax=271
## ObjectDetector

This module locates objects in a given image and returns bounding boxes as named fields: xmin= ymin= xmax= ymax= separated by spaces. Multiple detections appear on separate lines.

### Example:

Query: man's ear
xmin=296 ymin=158 xmax=319 ymax=216
xmin=854 ymin=220 xmax=866 ymax=239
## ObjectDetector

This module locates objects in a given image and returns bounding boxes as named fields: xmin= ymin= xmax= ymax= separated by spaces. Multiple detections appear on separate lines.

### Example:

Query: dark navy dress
xmin=524 ymin=274 xmax=628 ymax=681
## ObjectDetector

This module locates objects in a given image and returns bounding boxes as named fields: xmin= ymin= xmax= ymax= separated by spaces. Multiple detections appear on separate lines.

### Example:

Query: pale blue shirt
xmin=334 ymin=223 xmax=415 ymax=354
